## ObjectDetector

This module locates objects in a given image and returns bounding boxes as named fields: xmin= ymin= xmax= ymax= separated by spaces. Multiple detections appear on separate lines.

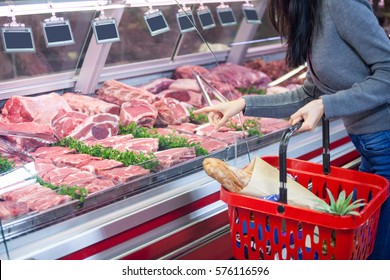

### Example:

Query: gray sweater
xmin=243 ymin=0 xmax=390 ymax=135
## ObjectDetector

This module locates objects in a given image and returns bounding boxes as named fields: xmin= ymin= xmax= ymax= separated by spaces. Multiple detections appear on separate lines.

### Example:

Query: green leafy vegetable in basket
xmin=315 ymin=189 xmax=366 ymax=216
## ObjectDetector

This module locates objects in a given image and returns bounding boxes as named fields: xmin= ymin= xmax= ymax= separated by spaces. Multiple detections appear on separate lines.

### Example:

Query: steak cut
xmin=119 ymin=100 xmax=158 ymax=128
xmin=154 ymin=147 xmax=196 ymax=170
xmin=2 ymin=92 xmax=72 ymax=125
xmin=50 ymin=153 xmax=98 ymax=168
xmin=180 ymin=134 xmax=228 ymax=152
xmin=168 ymin=123 xmax=199 ymax=134
xmin=112 ymin=138 xmax=159 ymax=153
xmin=78 ymin=159 xmax=124 ymax=173
xmin=140 ymin=78 xmax=175 ymax=94
xmin=51 ymin=109 xmax=89 ymax=139
xmin=83 ymin=178 xmax=117 ymax=194
xmin=31 ymin=146 xmax=76 ymax=159
xmin=0 ymin=200 xmax=30 ymax=220
xmin=153 ymin=98 xmax=189 ymax=126
xmin=96 ymin=80 xmax=159 ymax=105
xmin=62 ymin=92 xmax=120 ymax=116
xmin=98 ymin=165 xmax=150 ymax=183
xmin=0 ymin=121 xmax=57 ymax=144
xmin=158 ymin=89 xmax=205 ymax=109
xmin=69 ymin=113 xmax=119 ymax=141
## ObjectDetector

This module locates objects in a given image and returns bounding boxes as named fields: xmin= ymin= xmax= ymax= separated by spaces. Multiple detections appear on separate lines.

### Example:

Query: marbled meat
xmin=119 ymin=100 xmax=158 ymax=128
xmin=153 ymin=97 xmax=189 ymax=126
xmin=69 ymin=113 xmax=119 ymax=141
xmin=0 ymin=200 xmax=30 ymax=220
xmin=98 ymin=165 xmax=150 ymax=183
xmin=62 ymin=92 xmax=120 ymax=116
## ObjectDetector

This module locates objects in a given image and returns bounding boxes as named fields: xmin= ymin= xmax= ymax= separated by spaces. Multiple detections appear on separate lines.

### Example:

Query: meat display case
xmin=0 ymin=0 xmax=360 ymax=260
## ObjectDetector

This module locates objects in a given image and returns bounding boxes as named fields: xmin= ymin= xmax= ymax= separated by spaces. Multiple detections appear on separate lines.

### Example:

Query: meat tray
xmin=0 ymin=129 xmax=284 ymax=241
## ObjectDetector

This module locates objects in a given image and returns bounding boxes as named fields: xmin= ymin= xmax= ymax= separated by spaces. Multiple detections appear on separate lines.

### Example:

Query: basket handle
xmin=278 ymin=117 xmax=330 ymax=204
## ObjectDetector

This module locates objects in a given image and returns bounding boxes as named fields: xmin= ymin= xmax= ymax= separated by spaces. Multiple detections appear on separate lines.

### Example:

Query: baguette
xmin=203 ymin=158 xmax=251 ymax=192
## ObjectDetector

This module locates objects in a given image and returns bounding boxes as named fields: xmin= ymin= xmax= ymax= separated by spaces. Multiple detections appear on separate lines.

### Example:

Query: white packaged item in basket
xmin=240 ymin=157 xmax=324 ymax=209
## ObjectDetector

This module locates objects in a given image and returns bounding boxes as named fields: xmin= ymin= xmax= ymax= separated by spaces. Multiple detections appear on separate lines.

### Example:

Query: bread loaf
xmin=203 ymin=158 xmax=251 ymax=192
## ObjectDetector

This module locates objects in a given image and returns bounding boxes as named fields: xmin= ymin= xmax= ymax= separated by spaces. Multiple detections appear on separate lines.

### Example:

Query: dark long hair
xmin=269 ymin=0 xmax=322 ymax=68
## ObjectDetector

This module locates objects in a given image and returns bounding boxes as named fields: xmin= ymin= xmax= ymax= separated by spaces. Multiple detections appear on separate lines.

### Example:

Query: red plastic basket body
xmin=220 ymin=156 xmax=389 ymax=260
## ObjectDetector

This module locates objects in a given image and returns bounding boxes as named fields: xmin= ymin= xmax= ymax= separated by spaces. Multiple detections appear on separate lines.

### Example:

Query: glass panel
xmin=0 ymin=11 xmax=94 ymax=81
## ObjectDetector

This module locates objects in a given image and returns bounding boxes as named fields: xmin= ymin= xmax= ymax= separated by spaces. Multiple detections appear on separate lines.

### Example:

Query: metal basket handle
xmin=278 ymin=117 xmax=330 ymax=204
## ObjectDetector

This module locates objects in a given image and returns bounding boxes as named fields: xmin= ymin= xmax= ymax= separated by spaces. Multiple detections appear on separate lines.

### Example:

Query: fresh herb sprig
xmin=228 ymin=119 xmax=262 ymax=137
xmin=189 ymin=107 xmax=209 ymax=124
xmin=119 ymin=122 xmax=208 ymax=156
xmin=36 ymin=176 xmax=89 ymax=203
xmin=237 ymin=86 xmax=266 ymax=95
xmin=315 ymin=189 xmax=366 ymax=216
xmin=54 ymin=136 xmax=159 ymax=170
xmin=0 ymin=155 xmax=15 ymax=174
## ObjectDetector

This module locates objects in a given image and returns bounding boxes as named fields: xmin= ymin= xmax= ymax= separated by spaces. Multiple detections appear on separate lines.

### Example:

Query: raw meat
xmin=83 ymin=178 xmax=117 ymax=194
xmin=69 ymin=113 xmax=119 ymax=141
xmin=180 ymin=134 xmax=228 ymax=152
xmin=168 ymin=123 xmax=199 ymax=134
xmin=85 ymin=134 xmax=134 ymax=147
xmin=168 ymin=79 xmax=201 ymax=92
xmin=209 ymin=63 xmax=272 ymax=89
xmin=119 ymin=100 xmax=158 ymax=128
xmin=259 ymin=118 xmax=291 ymax=134
xmin=96 ymin=80 xmax=159 ymax=105
xmin=0 ymin=121 xmax=57 ymax=143
xmin=154 ymin=128 xmax=179 ymax=136
xmin=153 ymin=98 xmax=190 ymax=126
xmin=155 ymin=147 xmax=196 ymax=170
xmin=98 ymin=165 xmax=150 ymax=183
xmin=50 ymin=153 xmax=97 ymax=168
xmin=173 ymin=65 xmax=210 ymax=79
xmin=42 ymin=166 xmax=81 ymax=185
xmin=78 ymin=159 xmax=124 ymax=173
xmin=158 ymin=89 xmax=205 ymax=109
xmin=0 ymin=201 xmax=30 ymax=220
xmin=140 ymin=78 xmax=175 ymax=94
xmin=2 ymin=92 xmax=72 ymax=125
xmin=62 ymin=92 xmax=120 ymax=116
xmin=112 ymin=138 xmax=159 ymax=153
xmin=60 ymin=171 xmax=96 ymax=186
xmin=34 ymin=158 xmax=57 ymax=178
xmin=31 ymin=146 xmax=75 ymax=159
xmin=51 ymin=109 xmax=88 ymax=139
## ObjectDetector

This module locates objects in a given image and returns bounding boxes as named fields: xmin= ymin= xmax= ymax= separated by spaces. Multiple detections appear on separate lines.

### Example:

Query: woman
xmin=195 ymin=0 xmax=390 ymax=259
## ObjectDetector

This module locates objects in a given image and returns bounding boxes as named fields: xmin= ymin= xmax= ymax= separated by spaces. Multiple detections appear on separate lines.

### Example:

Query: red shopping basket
xmin=220 ymin=119 xmax=389 ymax=260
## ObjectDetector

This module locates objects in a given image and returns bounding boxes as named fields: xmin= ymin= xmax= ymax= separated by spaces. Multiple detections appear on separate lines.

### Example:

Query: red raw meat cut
xmin=173 ymin=65 xmax=210 ymax=79
xmin=119 ymin=100 xmax=158 ymax=128
xmin=60 ymin=171 xmax=96 ymax=186
xmin=154 ymin=128 xmax=179 ymax=136
xmin=259 ymin=118 xmax=291 ymax=134
xmin=51 ymin=109 xmax=88 ymax=139
xmin=98 ymin=165 xmax=150 ymax=183
xmin=62 ymin=92 xmax=120 ymax=116
xmin=180 ymin=134 xmax=228 ymax=152
xmin=83 ymin=178 xmax=117 ymax=194
xmin=42 ymin=166 xmax=81 ymax=185
xmin=50 ymin=153 xmax=97 ymax=168
xmin=209 ymin=63 xmax=272 ymax=89
xmin=31 ymin=146 xmax=75 ymax=159
xmin=78 ymin=159 xmax=124 ymax=173
xmin=158 ymin=89 xmax=205 ymax=109
xmin=0 ymin=201 xmax=30 ymax=220
xmin=112 ymin=138 xmax=159 ymax=153
xmin=85 ymin=134 xmax=134 ymax=147
xmin=22 ymin=193 xmax=71 ymax=211
xmin=69 ymin=113 xmax=119 ymax=141
xmin=194 ymin=123 xmax=236 ymax=135
xmin=140 ymin=78 xmax=175 ymax=94
xmin=34 ymin=158 xmax=57 ymax=178
xmin=2 ymin=92 xmax=72 ymax=125
xmin=155 ymin=147 xmax=196 ymax=170
xmin=96 ymin=80 xmax=159 ymax=105
xmin=168 ymin=123 xmax=199 ymax=134
xmin=2 ymin=183 xmax=54 ymax=201
xmin=169 ymin=79 xmax=200 ymax=92
xmin=153 ymin=98 xmax=189 ymax=126
xmin=0 ymin=121 xmax=57 ymax=143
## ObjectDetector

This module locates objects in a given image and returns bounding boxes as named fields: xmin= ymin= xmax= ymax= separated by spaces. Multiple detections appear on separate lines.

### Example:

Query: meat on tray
xmin=31 ymin=146 xmax=76 ymax=160
xmin=168 ymin=123 xmax=199 ymax=134
xmin=98 ymin=165 xmax=150 ymax=183
xmin=1 ymin=92 xmax=72 ymax=125
xmin=0 ymin=200 xmax=30 ymax=220
xmin=0 ymin=121 xmax=57 ymax=144
xmin=62 ymin=92 xmax=120 ymax=116
xmin=69 ymin=113 xmax=119 ymax=141
xmin=85 ymin=134 xmax=134 ymax=147
xmin=50 ymin=153 xmax=99 ymax=168
xmin=96 ymin=79 xmax=159 ymax=105
xmin=78 ymin=159 xmax=124 ymax=173
xmin=112 ymin=138 xmax=159 ymax=153
xmin=155 ymin=147 xmax=196 ymax=170
xmin=83 ymin=178 xmax=117 ymax=194
xmin=158 ymin=89 xmax=204 ymax=109
xmin=42 ymin=166 xmax=82 ymax=185
xmin=180 ymin=134 xmax=228 ymax=152
xmin=173 ymin=65 xmax=210 ymax=79
xmin=51 ymin=109 xmax=88 ymax=139
xmin=119 ymin=100 xmax=158 ymax=128
xmin=153 ymin=97 xmax=189 ymax=126
xmin=140 ymin=78 xmax=174 ymax=94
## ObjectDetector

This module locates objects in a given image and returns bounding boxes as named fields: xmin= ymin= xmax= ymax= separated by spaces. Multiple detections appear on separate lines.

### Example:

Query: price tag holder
xmin=144 ymin=10 xmax=170 ymax=36
xmin=1 ymin=27 xmax=35 ymax=53
xmin=217 ymin=7 xmax=237 ymax=27
xmin=176 ymin=12 xmax=196 ymax=33
xmin=197 ymin=8 xmax=216 ymax=30
xmin=242 ymin=5 xmax=261 ymax=24
xmin=42 ymin=19 xmax=74 ymax=47
xmin=91 ymin=19 xmax=120 ymax=44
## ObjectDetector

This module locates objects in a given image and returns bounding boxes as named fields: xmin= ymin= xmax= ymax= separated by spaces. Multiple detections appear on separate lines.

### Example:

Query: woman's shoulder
xmin=326 ymin=0 xmax=372 ymax=10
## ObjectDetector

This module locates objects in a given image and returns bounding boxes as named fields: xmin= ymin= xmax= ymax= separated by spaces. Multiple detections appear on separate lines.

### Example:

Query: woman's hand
xmin=194 ymin=98 xmax=246 ymax=129
xmin=290 ymin=99 xmax=324 ymax=131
